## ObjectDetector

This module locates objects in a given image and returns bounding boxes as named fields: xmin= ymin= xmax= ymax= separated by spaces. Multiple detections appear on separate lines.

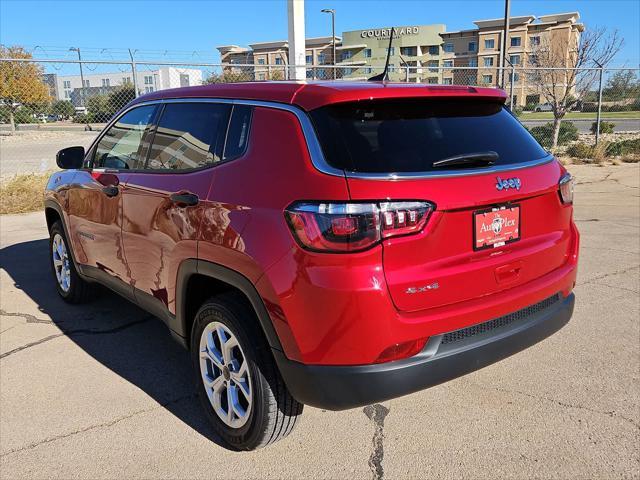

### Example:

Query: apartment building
xmin=218 ymin=36 xmax=339 ymax=80
xmin=441 ymin=12 xmax=584 ymax=105
xmin=337 ymin=24 xmax=446 ymax=81
xmin=217 ymin=11 xmax=583 ymax=103
xmin=48 ymin=67 xmax=203 ymax=105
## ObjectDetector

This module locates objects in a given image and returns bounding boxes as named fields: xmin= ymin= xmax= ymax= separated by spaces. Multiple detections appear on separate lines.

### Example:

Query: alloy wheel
xmin=52 ymin=233 xmax=71 ymax=292
xmin=199 ymin=321 xmax=253 ymax=428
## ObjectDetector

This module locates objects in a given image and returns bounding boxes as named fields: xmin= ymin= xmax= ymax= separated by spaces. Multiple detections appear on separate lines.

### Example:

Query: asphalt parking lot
xmin=1 ymin=163 xmax=638 ymax=479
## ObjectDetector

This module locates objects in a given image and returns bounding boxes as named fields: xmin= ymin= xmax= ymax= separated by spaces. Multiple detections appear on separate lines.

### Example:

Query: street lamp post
xmin=321 ymin=8 xmax=336 ymax=79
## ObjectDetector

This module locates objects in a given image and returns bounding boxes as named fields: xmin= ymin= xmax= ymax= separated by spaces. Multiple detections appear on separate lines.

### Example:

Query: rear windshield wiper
xmin=432 ymin=151 xmax=499 ymax=169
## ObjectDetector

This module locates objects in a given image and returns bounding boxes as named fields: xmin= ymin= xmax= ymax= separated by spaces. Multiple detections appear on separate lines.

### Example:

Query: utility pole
xmin=128 ymin=48 xmax=140 ymax=97
xmin=321 ymin=8 xmax=336 ymax=79
xmin=69 ymin=47 xmax=86 ymax=107
xmin=287 ymin=0 xmax=306 ymax=81
xmin=498 ymin=0 xmax=511 ymax=88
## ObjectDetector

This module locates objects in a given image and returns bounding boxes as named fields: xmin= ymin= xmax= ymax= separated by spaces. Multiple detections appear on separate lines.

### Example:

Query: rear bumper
xmin=275 ymin=292 xmax=574 ymax=410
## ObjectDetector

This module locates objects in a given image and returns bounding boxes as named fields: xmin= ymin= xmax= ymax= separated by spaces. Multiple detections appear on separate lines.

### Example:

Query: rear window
xmin=309 ymin=99 xmax=548 ymax=173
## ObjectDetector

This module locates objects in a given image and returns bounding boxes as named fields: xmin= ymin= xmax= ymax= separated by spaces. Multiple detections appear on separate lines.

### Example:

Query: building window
xmin=468 ymin=41 xmax=477 ymax=52
xmin=305 ymin=54 xmax=312 ymax=64
xmin=443 ymin=60 xmax=454 ymax=68
xmin=344 ymin=68 xmax=353 ymax=76
xmin=529 ymin=54 xmax=538 ymax=66
xmin=468 ymin=58 xmax=478 ymax=67
xmin=63 ymin=80 xmax=71 ymax=88
xmin=64 ymin=90 xmax=71 ymax=98
xmin=275 ymin=57 xmax=283 ymax=65
xmin=179 ymin=73 xmax=190 ymax=87
xmin=443 ymin=43 xmax=454 ymax=53
xmin=83 ymin=79 xmax=90 ymax=87
xmin=364 ymin=48 xmax=372 ymax=58
xmin=509 ymin=54 xmax=520 ymax=65
xmin=484 ymin=39 xmax=495 ymax=49
xmin=144 ymin=86 xmax=154 ymax=93
xmin=144 ymin=76 xmax=153 ymax=85
xmin=102 ymin=78 xmax=110 ymax=87
xmin=428 ymin=61 xmax=438 ymax=72
xmin=512 ymin=73 xmax=520 ymax=82
xmin=257 ymin=58 xmax=265 ymax=65
xmin=482 ymin=74 xmax=492 ymax=84
xmin=364 ymin=67 xmax=372 ymax=74
xmin=318 ymin=53 xmax=325 ymax=64
xmin=306 ymin=69 xmax=314 ymax=79
xmin=388 ymin=64 xmax=395 ymax=72
xmin=122 ymin=77 xmax=131 ymax=84
xmin=510 ymin=36 xmax=522 ymax=47
xmin=400 ymin=47 xmax=416 ymax=56
xmin=342 ymin=51 xmax=353 ymax=61
xmin=427 ymin=77 xmax=438 ymax=84
xmin=483 ymin=57 xmax=494 ymax=67
xmin=530 ymin=36 xmax=541 ymax=46
xmin=387 ymin=47 xmax=395 ymax=56
xmin=428 ymin=45 xmax=439 ymax=55
xmin=443 ymin=78 xmax=453 ymax=85
xmin=257 ymin=73 xmax=266 ymax=80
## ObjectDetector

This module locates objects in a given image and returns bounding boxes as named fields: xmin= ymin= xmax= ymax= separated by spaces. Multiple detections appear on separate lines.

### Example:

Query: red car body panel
xmin=45 ymin=82 xmax=579 ymax=373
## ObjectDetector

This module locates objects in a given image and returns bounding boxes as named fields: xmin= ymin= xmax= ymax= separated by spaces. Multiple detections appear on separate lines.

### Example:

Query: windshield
xmin=309 ymin=98 xmax=548 ymax=173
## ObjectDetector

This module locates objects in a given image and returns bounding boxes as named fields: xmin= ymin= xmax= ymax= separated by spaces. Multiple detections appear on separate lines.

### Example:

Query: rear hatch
xmin=310 ymin=97 xmax=574 ymax=312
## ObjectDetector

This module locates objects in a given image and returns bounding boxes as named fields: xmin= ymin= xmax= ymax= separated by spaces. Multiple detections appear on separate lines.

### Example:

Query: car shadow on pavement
xmin=0 ymin=238 xmax=235 ymax=450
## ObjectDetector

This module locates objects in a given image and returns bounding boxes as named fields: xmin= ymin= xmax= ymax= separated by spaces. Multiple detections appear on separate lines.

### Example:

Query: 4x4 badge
xmin=496 ymin=176 xmax=522 ymax=191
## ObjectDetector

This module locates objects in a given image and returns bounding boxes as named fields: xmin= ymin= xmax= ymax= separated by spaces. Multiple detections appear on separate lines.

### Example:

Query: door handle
xmin=102 ymin=185 xmax=119 ymax=197
xmin=170 ymin=192 xmax=199 ymax=207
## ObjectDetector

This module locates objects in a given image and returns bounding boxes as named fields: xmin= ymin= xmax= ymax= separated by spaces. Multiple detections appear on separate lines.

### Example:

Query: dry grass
xmin=0 ymin=173 xmax=51 ymax=215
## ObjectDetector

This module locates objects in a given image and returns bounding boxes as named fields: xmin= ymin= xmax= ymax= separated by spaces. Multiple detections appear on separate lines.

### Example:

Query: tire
xmin=49 ymin=221 xmax=96 ymax=303
xmin=191 ymin=292 xmax=303 ymax=450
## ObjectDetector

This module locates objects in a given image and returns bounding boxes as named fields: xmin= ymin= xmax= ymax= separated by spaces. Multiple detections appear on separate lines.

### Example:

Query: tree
xmin=528 ymin=27 xmax=623 ymax=148
xmin=602 ymin=69 xmax=640 ymax=102
xmin=0 ymin=46 xmax=51 ymax=132
xmin=49 ymin=100 xmax=74 ymax=120
xmin=204 ymin=70 xmax=252 ymax=84
xmin=107 ymin=84 xmax=136 ymax=116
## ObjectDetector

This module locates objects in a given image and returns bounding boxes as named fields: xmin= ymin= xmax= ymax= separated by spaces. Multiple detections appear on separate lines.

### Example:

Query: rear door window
xmin=146 ymin=102 xmax=231 ymax=171
xmin=309 ymin=99 xmax=549 ymax=173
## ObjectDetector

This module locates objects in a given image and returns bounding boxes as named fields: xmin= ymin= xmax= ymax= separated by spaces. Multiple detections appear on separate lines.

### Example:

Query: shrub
xmin=73 ymin=113 xmax=89 ymax=123
xmin=606 ymin=138 xmax=640 ymax=157
xmin=566 ymin=142 xmax=594 ymax=159
xmin=590 ymin=121 xmax=615 ymax=134
xmin=528 ymin=121 xmax=579 ymax=148
xmin=512 ymin=105 xmax=523 ymax=116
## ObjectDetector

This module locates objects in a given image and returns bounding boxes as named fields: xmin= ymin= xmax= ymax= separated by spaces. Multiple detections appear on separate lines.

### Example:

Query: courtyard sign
xmin=360 ymin=26 xmax=420 ymax=39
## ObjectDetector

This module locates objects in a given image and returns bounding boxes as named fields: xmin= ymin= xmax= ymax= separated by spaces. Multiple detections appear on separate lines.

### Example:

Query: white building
xmin=53 ymin=67 xmax=203 ymax=101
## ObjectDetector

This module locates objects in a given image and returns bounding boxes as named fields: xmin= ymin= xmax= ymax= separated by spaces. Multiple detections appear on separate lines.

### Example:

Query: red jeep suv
xmin=45 ymin=82 xmax=579 ymax=450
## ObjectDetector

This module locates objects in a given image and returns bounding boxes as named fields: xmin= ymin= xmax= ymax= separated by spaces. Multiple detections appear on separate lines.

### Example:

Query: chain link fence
xmin=1 ymin=57 xmax=638 ymax=177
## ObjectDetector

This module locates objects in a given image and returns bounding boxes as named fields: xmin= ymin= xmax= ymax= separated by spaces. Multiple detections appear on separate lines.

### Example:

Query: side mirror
xmin=56 ymin=146 xmax=85 ymax=169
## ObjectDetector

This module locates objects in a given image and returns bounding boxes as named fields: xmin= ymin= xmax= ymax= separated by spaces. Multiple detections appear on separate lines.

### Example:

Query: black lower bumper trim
xmin=274 ymin=293 xmax=574 ymax=410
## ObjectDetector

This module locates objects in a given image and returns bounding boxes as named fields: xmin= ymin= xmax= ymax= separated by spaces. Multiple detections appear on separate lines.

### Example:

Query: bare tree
xmin=529 ymin=27 xmax=623 ymax=148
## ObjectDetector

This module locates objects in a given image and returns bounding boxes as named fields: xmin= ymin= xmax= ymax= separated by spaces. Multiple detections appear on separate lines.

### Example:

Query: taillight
xmin=559 ymin=172 xmax=574 ymax=204
xmin=285 ymin=201 xmax=434 ymax=253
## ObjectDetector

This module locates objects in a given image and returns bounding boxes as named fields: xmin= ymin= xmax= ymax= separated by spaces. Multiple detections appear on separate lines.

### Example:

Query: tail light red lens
xmin=285 ymin=201 xmax=434 ymax=253
xmin=559 ymin=172 xmax=574 ymax=204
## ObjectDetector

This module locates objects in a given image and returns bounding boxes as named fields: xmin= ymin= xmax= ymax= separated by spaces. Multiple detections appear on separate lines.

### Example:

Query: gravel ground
xmin=0 ymin=163 xmax=638 ymax=479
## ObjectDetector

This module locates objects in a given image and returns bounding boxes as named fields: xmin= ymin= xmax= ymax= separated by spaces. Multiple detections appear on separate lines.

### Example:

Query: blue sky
xmin=1 ymin=0 xmax=638 ymax=66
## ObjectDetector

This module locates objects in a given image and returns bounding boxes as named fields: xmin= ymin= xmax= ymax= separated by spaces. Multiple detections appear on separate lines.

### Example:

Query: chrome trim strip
xmin=91 ymin=96 xmax=554 ymax=180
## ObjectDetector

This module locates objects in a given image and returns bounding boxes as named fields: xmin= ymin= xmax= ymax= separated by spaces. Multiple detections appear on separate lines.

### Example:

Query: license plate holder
xmin=473 ymin=204 xmax=520 ymax=251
